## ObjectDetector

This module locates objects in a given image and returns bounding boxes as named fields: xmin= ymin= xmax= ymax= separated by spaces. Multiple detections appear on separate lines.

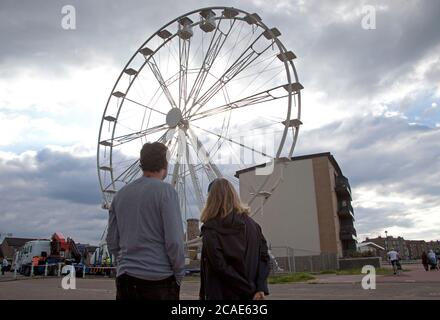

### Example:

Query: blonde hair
xmin=200 ymin=178 xmax=250 ymax=223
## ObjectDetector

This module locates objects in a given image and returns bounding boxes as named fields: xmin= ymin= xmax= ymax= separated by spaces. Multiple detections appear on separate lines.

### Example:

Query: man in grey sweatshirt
xmin=106 ymin=142 xmax=185 ymax=300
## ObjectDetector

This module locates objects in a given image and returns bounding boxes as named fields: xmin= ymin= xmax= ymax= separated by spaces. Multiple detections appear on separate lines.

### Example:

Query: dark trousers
xmin=116 ymin=273 xmax=180 ymax=300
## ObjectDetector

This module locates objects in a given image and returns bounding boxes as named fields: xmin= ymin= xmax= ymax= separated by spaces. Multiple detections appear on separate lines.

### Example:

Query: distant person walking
xmin=387 ymin=249 xmax=400 ymax=275
xmin=199 ymin=178 xmax=270 ymax=300
xmin=427 ymin=250 xmax=438 ymax=271
xmin=1 ymin=258 xmax=8 ymax=275
xmin=107 ymin=142 xmax=185 ymax=300
xmin=421 ymin=251 xmax=429 ymax=271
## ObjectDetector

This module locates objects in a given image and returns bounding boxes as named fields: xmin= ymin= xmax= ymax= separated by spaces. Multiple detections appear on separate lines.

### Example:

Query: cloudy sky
xmin=0 ymin=0 xmax=439 ymax=245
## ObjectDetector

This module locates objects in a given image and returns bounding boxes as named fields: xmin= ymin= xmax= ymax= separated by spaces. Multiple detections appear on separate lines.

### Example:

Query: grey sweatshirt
xmin=106 ymin=176 xmax=185 ymax=284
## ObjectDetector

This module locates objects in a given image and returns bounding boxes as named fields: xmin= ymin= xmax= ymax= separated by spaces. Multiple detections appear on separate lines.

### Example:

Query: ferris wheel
xmin=97 ymin=6 xmax=303 ymax=223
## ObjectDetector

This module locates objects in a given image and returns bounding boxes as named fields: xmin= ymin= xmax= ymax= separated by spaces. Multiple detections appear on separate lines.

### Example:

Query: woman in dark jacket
xmin=199 ymin=178 xmax=270 ymax=300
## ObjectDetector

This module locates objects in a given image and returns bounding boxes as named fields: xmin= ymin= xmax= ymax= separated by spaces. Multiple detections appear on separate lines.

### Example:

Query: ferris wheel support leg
xmin=171 ymin=129 xmax=186 ymax=187
xmin=171 ymin=162 xmax=180 ymax=187
xmin=187 ymin=127 xmax=222 ymax=180
xmin=186 ymin=142 xmax=205 ymax=210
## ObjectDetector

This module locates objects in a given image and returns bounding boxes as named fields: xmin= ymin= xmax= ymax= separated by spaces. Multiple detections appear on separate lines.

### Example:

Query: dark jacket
xmin=199 ymin=211 xmax=270 ymax=300
xmin=421 ymin=252 xmax=428 ymax=265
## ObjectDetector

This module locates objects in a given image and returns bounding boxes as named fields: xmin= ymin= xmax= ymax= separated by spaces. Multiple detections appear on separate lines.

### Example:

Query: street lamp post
xmin=385 ymin=230 xmax=388 ymax=252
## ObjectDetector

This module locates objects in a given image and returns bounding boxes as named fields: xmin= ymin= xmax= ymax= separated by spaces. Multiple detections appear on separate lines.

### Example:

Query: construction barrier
xmin=87 ymin=266 xmax=116 ymax=274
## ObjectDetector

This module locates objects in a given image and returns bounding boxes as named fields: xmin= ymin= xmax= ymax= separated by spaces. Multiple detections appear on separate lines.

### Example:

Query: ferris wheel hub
xmin=166 ymin=107 xmax=183 ymax=128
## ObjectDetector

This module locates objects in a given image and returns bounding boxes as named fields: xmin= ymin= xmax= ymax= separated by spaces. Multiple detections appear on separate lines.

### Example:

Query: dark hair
xmin=140 ymin=142 xmax=168 ymax=172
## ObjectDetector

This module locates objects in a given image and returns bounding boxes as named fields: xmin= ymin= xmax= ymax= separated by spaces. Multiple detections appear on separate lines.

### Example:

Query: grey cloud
xmin=296 ymin=114 xmax=440 ymax=195
xmin=425 ymin=58 xmax=440 ymax=83
xmin=355 ymin=206 xmax=415 ymax=235
xmin=2 ymin=0 xmax=439 ymax=107
xmin=247 ymin=0 xmax=440 ymax=103
xmin=0 ymin=196 xmax=106 ymax=244
xmin=0 ymin=0 xmax=236 ymax=72
xmin=1 ymin=148 xmax=101 ymax=205
xmin=294 ymin=113 xmax=440 ymax=240
xmin=0 ymin=148 xmax=106 ymax=243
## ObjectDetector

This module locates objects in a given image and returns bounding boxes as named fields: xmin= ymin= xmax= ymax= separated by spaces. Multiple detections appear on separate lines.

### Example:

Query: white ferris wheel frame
xmin=97 ymin=6 xmax=303 ymax=216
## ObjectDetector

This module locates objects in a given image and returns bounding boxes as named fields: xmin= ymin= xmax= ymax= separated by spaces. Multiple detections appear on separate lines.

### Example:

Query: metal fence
xmin=269 ymin=246 xmax=338 ymax=273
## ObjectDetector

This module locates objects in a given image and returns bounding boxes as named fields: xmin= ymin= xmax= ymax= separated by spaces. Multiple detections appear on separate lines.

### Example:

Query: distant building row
xmin=363 ymin=236 xmax=440 ymax=260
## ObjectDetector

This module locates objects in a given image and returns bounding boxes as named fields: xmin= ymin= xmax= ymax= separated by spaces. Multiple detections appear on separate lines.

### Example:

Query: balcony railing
xmin=340 ymin=225 xmax=357 ymax=241
xmin=338 ymin=204 xmax=355 ymax=220
xmin=335 ymin=175 xmax=352 ymax=199
xmin=340 ymin=233 xmax=357 ymax=241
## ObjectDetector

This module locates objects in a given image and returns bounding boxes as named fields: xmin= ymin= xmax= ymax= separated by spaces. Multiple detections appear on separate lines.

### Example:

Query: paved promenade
xmin=0 ymin=265 xmax=438 ymax=300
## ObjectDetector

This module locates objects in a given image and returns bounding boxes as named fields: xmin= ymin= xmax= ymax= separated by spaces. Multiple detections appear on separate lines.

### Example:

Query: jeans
xmin=116 ymin=273 xmax=180 ymax=300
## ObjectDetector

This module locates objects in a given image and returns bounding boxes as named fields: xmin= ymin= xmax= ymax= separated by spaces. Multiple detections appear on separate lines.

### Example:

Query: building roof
xmin=2 ymin=237 xmax=37 ymax=249
xmin=358 ymin=242 xmax=385 ymax=251
xmin=405 ymin=240 xmax=427 ymax=244
xmin=234 ymin=152 xmax=343 ymax=177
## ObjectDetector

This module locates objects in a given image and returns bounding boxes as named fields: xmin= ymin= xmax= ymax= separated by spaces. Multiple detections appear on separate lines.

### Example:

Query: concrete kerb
xmin=0 ymin=275 xmax=49 ymax=282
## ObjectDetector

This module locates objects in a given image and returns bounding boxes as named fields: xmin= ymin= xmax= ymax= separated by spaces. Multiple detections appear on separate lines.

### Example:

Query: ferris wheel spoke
xmin=167 ymin=136 xmax=179 ymax=168
xmin=103 ymin=159 xmax=140 ymax=191
xmin=185 ymin=31 xmax=274 ymax=117
xmin=186 ymin=128 xmax=222 ymax=180
xmin=187 ymin=18 xmax=236 ymax=107
xmin=157 ymin=128 xmax=172 ymax=144
xmin=191 ymin=124 xmax=273 ymax=159
xmin=124 ymin=97 xmax=168 ymax=116
xmin=175 ymin=162 xmax=206 ymax=178
xmin=103 ymin=123 xmax=168 ymax=147
xmin=147 ymin=56 xmax=178 ymax=108
xmin=190 ymin=84 xmax=293 ymax=121
xmin=178 ymin=158 xmax=220 ymax=185
xmin=173 ymin=133 xmax=216 ymax=183
xmin=185 ymin=140 xmax=205 ymax=210
xmin=197 ymin=151 xmax=223 ymax=184
xmin=179 ymin=37 xmax=191 ymax=111
xmin=123 ymin=163 xmax=142 ymax=184
xmin=171 ymin=162 xmax=181 ymax=188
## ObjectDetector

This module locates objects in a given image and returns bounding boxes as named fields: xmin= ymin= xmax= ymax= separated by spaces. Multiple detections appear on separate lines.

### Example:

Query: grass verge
xmin=318 ymin=268 xmax=400 ymax=276
xmin=268 ymin=272 xmax=315 ymax=284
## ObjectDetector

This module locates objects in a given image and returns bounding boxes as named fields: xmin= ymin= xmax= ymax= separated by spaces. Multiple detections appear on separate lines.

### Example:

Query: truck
xmin=14 ymin=239 xmax=51 ymax=276
xmin=15 ymin=232 xmax=84 ymax=276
